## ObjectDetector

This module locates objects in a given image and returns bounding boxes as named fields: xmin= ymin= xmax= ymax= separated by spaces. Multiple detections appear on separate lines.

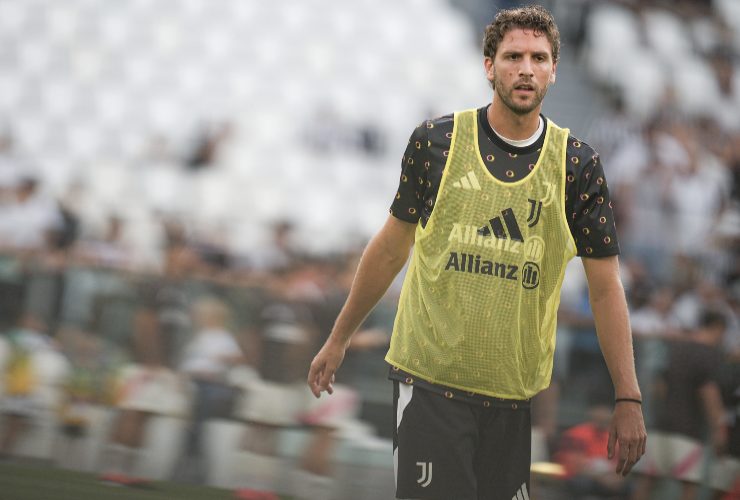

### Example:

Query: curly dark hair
xmin=483 ymin=5 xmax=560 ymax=64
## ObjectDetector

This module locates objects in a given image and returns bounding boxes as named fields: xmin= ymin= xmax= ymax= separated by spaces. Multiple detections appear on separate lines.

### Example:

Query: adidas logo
xmin=478 ymin=207 xmax=524 ymax=242
xmin=512 ymin=482 xmax=530 ymax=500
xmin=452 ymin=171 xmax=481 ymax=190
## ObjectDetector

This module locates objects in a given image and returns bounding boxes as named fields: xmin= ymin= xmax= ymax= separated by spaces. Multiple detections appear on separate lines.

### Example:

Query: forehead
xmin=498 ymin=28 xmax=552 ymax=55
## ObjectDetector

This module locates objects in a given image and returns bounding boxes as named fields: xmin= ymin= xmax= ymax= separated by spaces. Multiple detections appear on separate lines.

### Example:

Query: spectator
xmin=708 ymin=355 xmax=740 ymax=499
xmin=0 ymin=314 xmax=68 ymax=458
xmin=630 ymin=287 xmax=681 ymax=339
xmin=232 ymin=280 xmax=316 ymax=499
xmin=56 ymin=327 xmax=124 ymax=470
xmin=632 ymin=310 xmax=729 ymax=500
xmin=174 ymin=296 xmax=244 ymax=483
xmin=630 ymin=286 xmax=682 ymax=426
xmin=0 ymin=176 xmax=63 ymax=253
xmin=184 ymin=122 xmax=232 ymax=171
xmin=665 ymin=123 xmax=731 ymax=263
xmin=234 ymin=265 xmax=360 ymax=500
xmin=98 ymin=297 xmax=188 ymax=487
xmin=74 ymin=215 xmax=132 ymax=270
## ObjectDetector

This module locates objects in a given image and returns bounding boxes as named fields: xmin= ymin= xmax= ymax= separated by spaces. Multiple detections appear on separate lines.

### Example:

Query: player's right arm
xmin=308 ymin=215 xmax=416 ymax=397
xmin=308 ymin=122 xmax=428 ymax=398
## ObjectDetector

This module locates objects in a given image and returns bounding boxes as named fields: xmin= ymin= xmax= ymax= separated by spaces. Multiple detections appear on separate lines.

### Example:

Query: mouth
xmin=514 ymin=83 xmax=535 ymax=92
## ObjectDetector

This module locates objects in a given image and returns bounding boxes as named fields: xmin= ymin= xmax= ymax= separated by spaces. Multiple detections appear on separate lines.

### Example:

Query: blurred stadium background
xmin=0 ymin=0 xmax=738 ymax=498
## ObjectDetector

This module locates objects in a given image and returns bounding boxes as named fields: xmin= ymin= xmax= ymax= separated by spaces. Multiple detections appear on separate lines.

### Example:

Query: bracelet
xmin=615 ymin=398 xmax=642 ymax=405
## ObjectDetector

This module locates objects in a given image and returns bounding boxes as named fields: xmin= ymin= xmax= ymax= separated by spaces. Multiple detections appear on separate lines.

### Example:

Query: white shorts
xmin=116 ymin=365 xmax=188 ymax=416
xmin=636 ymin=431 xmax=705 ymax=483
xmin=708 ymin=455 xmax=740 ymax=492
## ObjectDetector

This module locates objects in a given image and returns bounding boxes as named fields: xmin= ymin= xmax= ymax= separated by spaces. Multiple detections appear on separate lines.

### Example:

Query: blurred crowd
xmin=0 ymin=111 xmax=738 ymax=498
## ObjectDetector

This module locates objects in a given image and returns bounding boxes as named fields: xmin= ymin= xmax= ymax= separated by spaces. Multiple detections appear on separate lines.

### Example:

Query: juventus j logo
xmin=416 ymin=461 xmax=432 ymax=488
xmin=527 ymin=199 xmax=542 ymax=227
xmin=477 ymin=207 xmax=524 ymax=241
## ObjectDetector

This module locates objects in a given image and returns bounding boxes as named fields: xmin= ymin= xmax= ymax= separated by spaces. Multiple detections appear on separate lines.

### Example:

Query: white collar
xmin=491 ymin=116 xmax=544 ymax=148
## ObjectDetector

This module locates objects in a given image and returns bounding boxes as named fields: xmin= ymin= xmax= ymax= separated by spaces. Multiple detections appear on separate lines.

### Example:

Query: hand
xmin=607 ymin=402 xmax=647 ymax=476
xmin=307 ymin=338 xmax=347 ymax=398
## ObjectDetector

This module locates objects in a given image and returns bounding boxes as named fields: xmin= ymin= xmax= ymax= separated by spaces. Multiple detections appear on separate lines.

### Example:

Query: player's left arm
xmin=582 ymin=255 xmax=647 ymax=477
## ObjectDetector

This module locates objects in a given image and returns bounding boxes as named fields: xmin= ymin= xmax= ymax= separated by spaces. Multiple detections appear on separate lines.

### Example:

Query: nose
xmin=518 ymin=56 xmax=535 ymax=77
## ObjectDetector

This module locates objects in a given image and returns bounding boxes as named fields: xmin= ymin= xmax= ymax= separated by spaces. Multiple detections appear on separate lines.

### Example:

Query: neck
xmin=487 ymin=97 xmax=542 ymax=140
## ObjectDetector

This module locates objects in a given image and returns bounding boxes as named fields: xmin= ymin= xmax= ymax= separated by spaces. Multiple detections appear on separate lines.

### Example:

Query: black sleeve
xmin=389 ymin=122 xmax=428 ymax=224
xmin=565 ymin=140 xmax=620 ymax=258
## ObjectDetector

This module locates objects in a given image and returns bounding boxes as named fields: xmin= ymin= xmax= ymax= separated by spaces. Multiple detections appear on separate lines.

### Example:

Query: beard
xmin=492 ymin=74 xmax=549 ymax=116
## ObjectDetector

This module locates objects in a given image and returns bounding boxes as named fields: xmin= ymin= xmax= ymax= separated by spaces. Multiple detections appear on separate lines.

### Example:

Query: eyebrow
xmin=501 ymin=50 xmax=551 ymax=59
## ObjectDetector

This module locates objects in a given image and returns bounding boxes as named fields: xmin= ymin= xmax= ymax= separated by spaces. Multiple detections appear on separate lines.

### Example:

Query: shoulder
xmin=405 ymin=113 xmax=455 ymax=153
xmin=565 ymin=134 xmax=600 ymax=166
xmin=422 ymin=112 xmax=455 ymax=134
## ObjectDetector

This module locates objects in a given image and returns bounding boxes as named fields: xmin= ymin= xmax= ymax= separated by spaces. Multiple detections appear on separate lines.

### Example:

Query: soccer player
xmin=308 ymin=5 xmax=646 ymax=499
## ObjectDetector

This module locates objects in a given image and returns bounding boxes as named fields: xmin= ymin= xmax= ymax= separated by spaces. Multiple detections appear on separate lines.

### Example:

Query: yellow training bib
xmin=386 ymin=109 xmax=577 ymax=399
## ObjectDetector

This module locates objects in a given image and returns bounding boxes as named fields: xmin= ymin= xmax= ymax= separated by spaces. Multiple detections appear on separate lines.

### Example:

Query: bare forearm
xmin=591 ymin=285 xmax=641 ymax=399
xmin=583 ymin=257 xmax=646 ymax=475
xmin=329 ymin=221 xmax=413 ymax=347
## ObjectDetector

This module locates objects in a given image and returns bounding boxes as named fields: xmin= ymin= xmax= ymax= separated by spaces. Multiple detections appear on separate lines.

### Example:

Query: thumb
xmin=607 ymin=427 xmax=617 ymax=460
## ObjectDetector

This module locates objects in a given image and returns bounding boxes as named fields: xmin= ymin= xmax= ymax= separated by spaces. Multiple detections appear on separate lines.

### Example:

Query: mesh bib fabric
xmin=386 ymin=109 xmax=577 ymax=399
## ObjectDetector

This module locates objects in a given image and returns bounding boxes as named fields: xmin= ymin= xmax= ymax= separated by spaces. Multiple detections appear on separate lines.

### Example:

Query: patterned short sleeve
xmin=565 ymin=139 xmax=620 ymax=258
xmin=389 ymin=122 xmax=428 ymax=224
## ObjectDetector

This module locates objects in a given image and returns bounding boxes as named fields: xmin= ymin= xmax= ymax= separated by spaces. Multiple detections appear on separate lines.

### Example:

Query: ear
xmin=549 ymin=63 xmax=557 ymax=84
xmin=484 ymin=57 xmax=495 ymax=82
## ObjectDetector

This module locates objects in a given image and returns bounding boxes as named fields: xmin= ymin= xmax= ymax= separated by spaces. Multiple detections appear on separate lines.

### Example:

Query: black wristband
xmin=615 ymin=398 xmax=642 ymax=405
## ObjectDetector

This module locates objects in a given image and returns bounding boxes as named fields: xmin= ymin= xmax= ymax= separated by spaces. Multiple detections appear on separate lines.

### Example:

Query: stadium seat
xmin=714 ymin=0 xmax=740 ymax=51
xmin=585 ymin=4 xmax=641 ymax=83
xmin=673 ymin=56 xmax=722 ymax=118
xmin=643 ymin=8 xmax=693 ymax=59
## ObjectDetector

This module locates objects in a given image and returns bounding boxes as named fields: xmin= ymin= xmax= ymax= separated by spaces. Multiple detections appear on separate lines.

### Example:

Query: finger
xmin=621 ymin=461 xmax=634 ymax=476
xmin=309 ymin=363 xmax=330 ymax=398
xmin=309 ymin=376 xmax=321 ymax=398
xmin=629 ymin=438 xmax=640 ymax=465
xmin=318 ymin=367 xmax=335 ymax=395
xmin=307 ymin=364 xmax=322 ymax=397
xmin=616 ymin=441 xmax=630 ymax=475
xmin=607 ymin=429 xmax=616 ymax=460
xmin=621 ymin=447 xmax=637 ymax=476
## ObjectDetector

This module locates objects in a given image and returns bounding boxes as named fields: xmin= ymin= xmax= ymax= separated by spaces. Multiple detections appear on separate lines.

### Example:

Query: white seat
xmin=586 ymin=5 xmax=642 ymax=82
xmin=673 ymin=56 xmax=722 ymax=118
xmin=45 ymin=3 xmax=79 ymax=43
xmin=0 ymin=1 xmax=27 ymax=35
xmin=614 ymin=51 xmax=666 ymax=120
xmin=0 ymin=0 xmax=507 ymax=257
xmin=643 ymin=9 xmax=693 ymax=59
xmin=690 ymin=17 xmax=721 ymax=54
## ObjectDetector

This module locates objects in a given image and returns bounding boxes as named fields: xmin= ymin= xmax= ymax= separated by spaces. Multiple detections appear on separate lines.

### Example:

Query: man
xmin=308 ymin=5 xmax=646 ymax=499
